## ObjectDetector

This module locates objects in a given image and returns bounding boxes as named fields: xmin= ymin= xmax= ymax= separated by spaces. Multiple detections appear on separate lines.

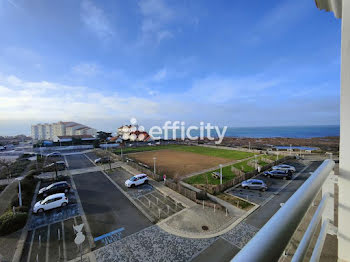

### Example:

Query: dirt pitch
xmin=129 ymin=149 xmax=234 ymax=178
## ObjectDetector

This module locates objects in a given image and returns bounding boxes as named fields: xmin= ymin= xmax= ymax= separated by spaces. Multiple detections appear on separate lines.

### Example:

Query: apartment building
xmin=31 ymin=121 xmax=96 ymax=141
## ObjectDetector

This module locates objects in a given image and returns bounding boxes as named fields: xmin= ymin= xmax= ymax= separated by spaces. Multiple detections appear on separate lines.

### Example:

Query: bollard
xmin=39 ymin=235 xmax=41 ymax=248
xmin=214 ymin=204 xmax=216 ymax=213
xmin=58 ymin=229 xmax=60 ymax=241
xmin=149 ymin=200 xmax=151 ymax=207
xmin=167 ymin=205 xmax=170 ymax=214
xmin=158 ymin=208 xmax=161 ymax=218
xmin=36 ymin=253 xmax=39 ymax=262
xmin=202 ymin=200 xmax=204 ymax=209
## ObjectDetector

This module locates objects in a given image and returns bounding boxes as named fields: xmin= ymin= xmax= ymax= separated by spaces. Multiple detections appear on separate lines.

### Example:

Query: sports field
xmin=120 ymin=145 xmax=254 ymax=160
xmin=128 ymin=145 xmax=255 ymax=178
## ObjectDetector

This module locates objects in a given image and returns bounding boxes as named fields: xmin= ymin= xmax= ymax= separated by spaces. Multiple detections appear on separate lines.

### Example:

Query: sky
xmin=0 ymin=0 xmax=342 ymax=135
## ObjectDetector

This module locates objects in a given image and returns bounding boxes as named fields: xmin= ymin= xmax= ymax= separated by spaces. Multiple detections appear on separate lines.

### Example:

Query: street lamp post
xmin=153 ymin=157 xmax=157 ymax=174
xmin=254 ymin=155 xmax=257 ymax=169
xmin=16 ymin=177 xmax=23 ymax=207
xmin=219 ymin=164 xmax=223 ymax=185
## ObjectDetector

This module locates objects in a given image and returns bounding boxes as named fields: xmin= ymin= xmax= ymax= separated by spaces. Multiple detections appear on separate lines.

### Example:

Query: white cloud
xmin=80 ymin=0 xmax=114 ymax=40
xmin=72 ymin=62 xmax=99 ymax=76
xmin=139 ymin=0 xmax=174 ymax=43
xmin=0 ymin=73 xmax=159 ymax=122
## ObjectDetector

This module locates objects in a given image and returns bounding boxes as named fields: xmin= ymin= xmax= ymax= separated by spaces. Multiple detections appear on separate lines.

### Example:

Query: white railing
xmin=232 ymin=159 xmax=335 ymax=262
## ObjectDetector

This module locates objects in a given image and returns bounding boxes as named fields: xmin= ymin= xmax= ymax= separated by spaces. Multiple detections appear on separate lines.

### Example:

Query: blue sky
xmin=0 ymin=0 xmax=341 ymax=135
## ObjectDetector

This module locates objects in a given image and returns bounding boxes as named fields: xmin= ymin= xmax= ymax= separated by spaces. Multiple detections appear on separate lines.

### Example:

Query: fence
xmin=165 ymin=180 xmax=197 ymax=201
xmin=125 ymin=158 xmax=162 ymax=181
xmin=206 ymin=155 xmax=295 ymax=195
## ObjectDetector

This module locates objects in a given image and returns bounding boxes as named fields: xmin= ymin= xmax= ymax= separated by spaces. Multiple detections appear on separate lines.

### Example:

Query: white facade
xmin=31 ymin=121 xmax=96 ymax=141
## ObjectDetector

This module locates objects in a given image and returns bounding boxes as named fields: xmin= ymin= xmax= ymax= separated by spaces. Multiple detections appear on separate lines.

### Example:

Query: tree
xmin=0 ymin=159 xmax=12 ymax=180
xmin=97 ymin=131 xmax=112 ymax=142
xmin=93 ymin=140 xmax=100 ymax=148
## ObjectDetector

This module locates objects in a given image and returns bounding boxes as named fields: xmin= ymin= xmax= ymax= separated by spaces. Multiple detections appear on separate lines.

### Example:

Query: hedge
xmin=0 ymin=210 xmax=27 ymax=236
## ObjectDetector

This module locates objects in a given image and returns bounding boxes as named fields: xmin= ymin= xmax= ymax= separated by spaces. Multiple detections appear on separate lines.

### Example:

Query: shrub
xmin=0 ymin=210 xmax=27 ymax=236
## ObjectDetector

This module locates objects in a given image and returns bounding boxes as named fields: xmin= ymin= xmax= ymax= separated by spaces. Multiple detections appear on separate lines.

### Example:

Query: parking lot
xmin=65 ymin=154 xmax=95 ymax=170
xmin=107 ymin=167 xmax=185 ymax=222
xmin=21 ymin=177 xmax=86 ymax=262
xmin=20 ymin=216 xmax=90 ymax=262
xmin=226 ymin=160 xmax=308 ymax=205
xmin=72 ymin=170 xmax=152 ymax=249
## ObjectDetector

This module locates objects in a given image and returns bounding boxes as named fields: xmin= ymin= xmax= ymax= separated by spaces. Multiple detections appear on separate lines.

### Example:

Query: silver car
xmin=241 ymin=179 xmax=268 ymax=191
xmin=272 ymin=164 xmax=296 ymax=172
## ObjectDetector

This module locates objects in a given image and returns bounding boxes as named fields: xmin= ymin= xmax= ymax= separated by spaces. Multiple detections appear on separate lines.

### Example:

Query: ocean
xmin=222 ymin=125 xmax=340 ymax=138
xmin=159 ymin=125 xmax=340 ymax=139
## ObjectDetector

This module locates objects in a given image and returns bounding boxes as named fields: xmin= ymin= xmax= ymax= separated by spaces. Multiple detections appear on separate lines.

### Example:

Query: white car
xmin=33 ymin=193 xmax=68 ymax=213
xmin=125 ymin=174 xmax=149 ymax=188
xmin=272 ymin=164 xmax=296 ymax=173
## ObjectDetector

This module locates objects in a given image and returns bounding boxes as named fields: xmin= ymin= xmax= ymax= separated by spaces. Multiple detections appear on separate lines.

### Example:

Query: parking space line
xmin=61 ymin=221 xmax=67 ymax=262
xmin=145 ymin=193 xmax=177 ymax=214
xmin=64 ymin=155 xmax=69 ymax=169
xmin=98 ymin=168 xmax=156 ymax=223
xmin=45 ymin=225 xmax=50 ymax=262
xmin=83 ymin=153 xmax=96 ymax=166
xmin=26 ymin=230 xmax=35 ymax=262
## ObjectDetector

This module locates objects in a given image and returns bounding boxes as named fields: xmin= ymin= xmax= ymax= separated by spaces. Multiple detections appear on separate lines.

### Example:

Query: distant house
xmin=117 ymin=125 xmax=150 ymax=142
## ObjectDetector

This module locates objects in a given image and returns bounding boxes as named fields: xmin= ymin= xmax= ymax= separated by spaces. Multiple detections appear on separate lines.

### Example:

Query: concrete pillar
xmin=338 ymin=0 xmax=350 ymax=260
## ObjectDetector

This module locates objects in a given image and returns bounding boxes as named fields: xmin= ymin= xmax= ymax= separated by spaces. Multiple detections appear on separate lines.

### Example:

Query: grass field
xmin=185 ymin=154 xmax=282 ymax=186
xmin=118 ymin=145 xmax=254 ymax=160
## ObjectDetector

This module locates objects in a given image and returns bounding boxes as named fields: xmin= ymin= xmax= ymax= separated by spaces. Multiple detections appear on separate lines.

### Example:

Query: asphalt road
xmin=65 ymin=154 xmax=95 ymax=169
xmin=73 ymin=171 xmax=152 ymax=248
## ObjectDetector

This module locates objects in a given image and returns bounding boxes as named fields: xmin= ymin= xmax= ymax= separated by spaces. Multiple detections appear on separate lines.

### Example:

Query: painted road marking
xmin=27 ymin=229 xmax=36 ymax=262
xmin=61 ymin=221 xmax=67 ymax=261
xmin=94 ymin=227 xmax=125 ymax=242
xmin=45 ymin=224 xmax=50 ymax=262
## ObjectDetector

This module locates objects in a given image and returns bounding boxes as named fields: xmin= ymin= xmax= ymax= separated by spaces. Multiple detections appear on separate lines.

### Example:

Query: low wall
xmin=165 ymin=180 xmax=197 ymax=201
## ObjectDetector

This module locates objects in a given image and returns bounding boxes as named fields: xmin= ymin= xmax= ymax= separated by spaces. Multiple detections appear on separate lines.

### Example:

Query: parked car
xmin=38 ymin=181 xmax=71 ymax=197
xmin=94 ymin=157 xmax=110 ymax=164
xmin=125 ymin=174 xmax=149 ymax=188
xmin=47 ymin=152 xmax=62 ymax=158
xmin=263 ymin=170 xmax=292 ymax=180
xmin=33 ymin=193 xmax=68 ymax=213
xmin=241 ymin=179 xmax=268 ymax=191
xmin=43 ymin=161 xmax=67 ymax=172
xmin=272 ymin=164 xmax=296 ymax=173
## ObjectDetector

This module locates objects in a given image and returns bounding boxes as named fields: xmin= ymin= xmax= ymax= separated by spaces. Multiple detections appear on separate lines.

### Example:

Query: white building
xmin=31 ymin=121 xmax=96 ymax=141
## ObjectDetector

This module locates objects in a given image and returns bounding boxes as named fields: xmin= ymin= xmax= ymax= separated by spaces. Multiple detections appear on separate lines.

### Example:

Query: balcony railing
xmin=232 ymin=159 xmax=335 ymax=262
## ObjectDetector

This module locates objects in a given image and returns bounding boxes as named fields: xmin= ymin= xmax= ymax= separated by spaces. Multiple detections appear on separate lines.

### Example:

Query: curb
xmin=12 ymin=181 xmax=41 ymax=262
